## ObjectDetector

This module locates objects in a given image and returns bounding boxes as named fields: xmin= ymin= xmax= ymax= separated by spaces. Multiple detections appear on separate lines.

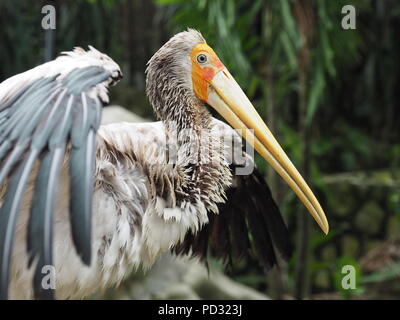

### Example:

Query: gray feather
xmin=0 ymin=78 xmax=56 ymax=139
xmin=0 ymin=76 xmax=56 ymax=113
xmin=0 ymin=140 xmax=11 ymax=161
xmin=31 ymin=90 xmax=67 ymax=150
xmin=69 ymin=129 xmax=96 ymax=265
xmin=0 ymin=140 xmax=30 ymax=185
xmin=0 ymin=150 xmax=39 ymax=300
xmin=63 ymin=66 xmax=111 ymax=94
xmin=49 ymin=95 xmax=74 ymax=147
xmin=28 ymin=146 xmax=65 ymax=300
xmin=15 ymin=88 xmax=61 ymax=142
xmin=0 ymin=58 xmax=120 ymax=299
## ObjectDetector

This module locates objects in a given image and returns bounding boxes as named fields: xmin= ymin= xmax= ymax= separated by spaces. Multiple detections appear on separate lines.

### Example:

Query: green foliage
xmin=362 ymin=262 xmax=400 ymax=284
xmin=388 ymin=192 xmax=400 ymax=221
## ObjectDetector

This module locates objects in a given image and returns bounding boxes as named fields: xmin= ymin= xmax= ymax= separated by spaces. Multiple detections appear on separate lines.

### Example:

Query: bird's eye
xmin=197 ymin=54 xmax=208 ymax=64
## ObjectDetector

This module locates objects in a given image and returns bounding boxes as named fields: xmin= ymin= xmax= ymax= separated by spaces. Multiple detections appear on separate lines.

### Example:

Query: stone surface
xmin=94 ymin=255 xmax=270 ymax=300
xmin=342 ymin=235 xmax=359 ymax=258
xmin=314 ymin=270 xmax=331 ymax=290
xmin=327 ymin=183 xmax=357 ymax=217
xmin=388 ymin=215 xmax=400 ymax=237
xmin=102 ymin=105 xmax=148 ymax=125
xmin=322 ymin=246 xmax=337 ymax=262
xmin=355 ymin=201 xmax=384 ymax=235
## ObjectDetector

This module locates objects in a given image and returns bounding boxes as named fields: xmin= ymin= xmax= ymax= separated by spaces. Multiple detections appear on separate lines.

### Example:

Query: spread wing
xmin=173 ymin=121 xmax=292 ymax=272
xmin=0 ymin=47 xmax=122 ymax=299
xmin=174 ymin=167 xmax=292 ymax=271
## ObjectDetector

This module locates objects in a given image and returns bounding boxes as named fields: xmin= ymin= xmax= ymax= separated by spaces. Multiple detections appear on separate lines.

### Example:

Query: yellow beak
xmin=207 ymin=68 xmax=329 ymax=234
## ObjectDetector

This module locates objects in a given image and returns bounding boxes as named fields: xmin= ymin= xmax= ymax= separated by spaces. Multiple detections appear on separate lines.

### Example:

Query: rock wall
xmin=311 ymin=170 xmax=400 ymax=293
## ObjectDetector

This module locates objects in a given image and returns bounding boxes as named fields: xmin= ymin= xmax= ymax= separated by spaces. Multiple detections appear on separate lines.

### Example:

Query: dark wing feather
xmin=0 ymin=55 xmax=121 ymax=299
xmin=69 ymin=128 xmax=97 ymax=264
xmin=251 ymin=170 xmax=292 ymax=261
xmin=68 ymin=93 xmax=101 ymax=264
xmin=173 ymin=165 xmax=292 ymax=272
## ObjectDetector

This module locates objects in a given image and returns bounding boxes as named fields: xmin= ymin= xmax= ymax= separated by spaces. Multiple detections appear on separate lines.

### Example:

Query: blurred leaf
xmin=155 ymin=0 xmax=186 ymax=4
xmin=279 ymin=0 xmax=299 ymax=47
xmin=311 ymin=229 xmax=338 ymax=248
xmin=280 ymin=32 xmax=297 ymax=70
xmin=362 ymin=262 xmax=400 ymax=284
xmin=306 ymin=63 xmax=325 ymax=125
xmin=388 ymin=192 xmax=400 ymax=220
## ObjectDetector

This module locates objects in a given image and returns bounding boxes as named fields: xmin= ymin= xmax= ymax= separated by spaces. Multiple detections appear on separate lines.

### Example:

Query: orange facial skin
xmin=191 ymin=43 xmax=225 ymax=102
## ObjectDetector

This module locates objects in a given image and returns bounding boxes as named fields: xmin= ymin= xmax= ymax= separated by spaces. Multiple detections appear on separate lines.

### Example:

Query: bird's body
xmin=0 ymin=29 xmax=328 ymax=299
xmin=7 ymin=119 xmax=235 ymax=299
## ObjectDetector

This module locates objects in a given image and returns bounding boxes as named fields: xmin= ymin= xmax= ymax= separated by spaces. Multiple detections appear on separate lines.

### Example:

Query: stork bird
xmin=0 ymin=29 xmax=328 ymax=300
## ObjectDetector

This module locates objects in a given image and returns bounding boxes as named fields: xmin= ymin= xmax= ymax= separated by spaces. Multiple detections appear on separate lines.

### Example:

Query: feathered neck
xmin=146 ymin=77 xmax=230 ymax=215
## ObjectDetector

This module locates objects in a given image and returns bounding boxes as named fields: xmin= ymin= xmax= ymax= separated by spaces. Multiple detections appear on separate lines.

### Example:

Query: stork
xmin=0 ymin=29 xmax=328 ymax=299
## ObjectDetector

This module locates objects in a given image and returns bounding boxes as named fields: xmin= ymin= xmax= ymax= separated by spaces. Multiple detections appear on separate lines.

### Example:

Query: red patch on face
xmin=203 ymin=67 xmax=215 ymax=82
xmin=213 ymin=57 xmax=224 ymax=69
xmin=191 ymin=43 xmax=225 ymax=102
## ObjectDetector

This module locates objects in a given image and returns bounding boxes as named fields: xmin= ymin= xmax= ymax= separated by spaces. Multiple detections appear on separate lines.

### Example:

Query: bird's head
xmin=146 ymin=29 xmax=329 ymax=234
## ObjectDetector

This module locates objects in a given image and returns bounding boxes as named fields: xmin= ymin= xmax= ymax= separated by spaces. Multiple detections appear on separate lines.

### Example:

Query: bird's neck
xmin=147 ymin=76 xmax=232 ymax=213
xmin=162 ymin=99 xmax=230 ymax=214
